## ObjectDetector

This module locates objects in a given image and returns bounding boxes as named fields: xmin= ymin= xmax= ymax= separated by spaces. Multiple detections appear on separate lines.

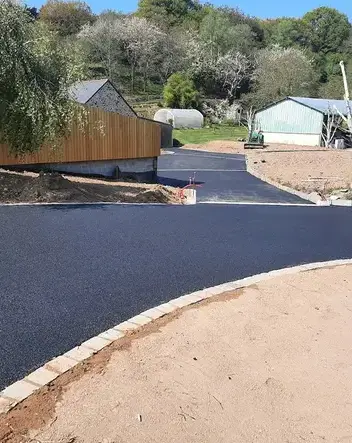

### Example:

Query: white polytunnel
xmin=154 ymin=109 xmax=204 ymax=129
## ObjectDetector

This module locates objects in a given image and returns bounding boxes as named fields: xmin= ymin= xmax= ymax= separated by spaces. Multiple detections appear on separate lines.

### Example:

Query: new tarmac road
xmin=1 ymin=203 xmax=352 ymax=389
xmin=158 ymin=149 xmax=309 ymax=203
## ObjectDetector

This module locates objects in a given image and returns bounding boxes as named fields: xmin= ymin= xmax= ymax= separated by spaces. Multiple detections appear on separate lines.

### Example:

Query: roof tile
xmin=69 ymin=79 xmax=108 ymax=104
xmin=289 ymin=96 xmax=352 ymax=115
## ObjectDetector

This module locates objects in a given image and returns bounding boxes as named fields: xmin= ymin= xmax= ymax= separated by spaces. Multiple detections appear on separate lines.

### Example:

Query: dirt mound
xmin=0 ymin=170 xmax=181 ymax=204
xmin=19 ymin=172 xmax=88 ymax=202
xmin=131 ymin=185 xmax=177 ymax=203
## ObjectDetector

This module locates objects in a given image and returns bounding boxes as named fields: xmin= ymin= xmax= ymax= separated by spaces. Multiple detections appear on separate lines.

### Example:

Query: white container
xmin=335 ymin=139 xmax=345 ymax=149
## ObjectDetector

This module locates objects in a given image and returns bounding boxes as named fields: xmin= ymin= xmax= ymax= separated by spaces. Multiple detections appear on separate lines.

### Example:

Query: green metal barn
xmin=255 ymin=96 xmax=352 ymax=146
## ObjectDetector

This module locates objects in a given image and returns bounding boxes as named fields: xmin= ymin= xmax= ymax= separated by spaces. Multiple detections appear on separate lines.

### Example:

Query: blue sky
xmin=32 ymin=0 xmax=352 ymax=20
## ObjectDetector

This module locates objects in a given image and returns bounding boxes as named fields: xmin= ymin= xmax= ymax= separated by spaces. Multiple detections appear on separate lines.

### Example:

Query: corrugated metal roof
xmin=69 ymin=79 xmax=108 ymax=104
xmin=289 ymin=97 xmax=352 ymax=115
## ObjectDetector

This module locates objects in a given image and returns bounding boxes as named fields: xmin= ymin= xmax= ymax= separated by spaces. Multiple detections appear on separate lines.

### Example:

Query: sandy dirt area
xmin=182 ymin=141 xmax=352 ymax=197
xmin=181 ymin=140 xmax=246 ymax=154
xmin=0 ymin=169 xmax=181 ymax=204
xmin=2 ymin=264 xmax=352 ymax=443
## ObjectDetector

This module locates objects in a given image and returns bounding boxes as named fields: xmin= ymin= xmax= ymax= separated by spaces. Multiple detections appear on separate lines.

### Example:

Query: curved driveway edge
xmin=247 ymin=160 xmax=352 ymax=208
xmin=159 ymin=149 xmax=310 ymax=204
xmin=1 ymin=258 xmax=352 ymax=416
xmin=246 ymin=160 xmax=327 ymax=206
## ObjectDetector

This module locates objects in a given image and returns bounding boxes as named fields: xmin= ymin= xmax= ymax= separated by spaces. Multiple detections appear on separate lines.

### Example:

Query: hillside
xmin=34 ymin=0 xmax=351 ymax=108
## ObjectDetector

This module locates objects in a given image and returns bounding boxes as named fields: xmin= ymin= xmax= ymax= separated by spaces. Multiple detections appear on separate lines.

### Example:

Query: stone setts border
xmin=1 ymin=258 xmax=352 ymax=415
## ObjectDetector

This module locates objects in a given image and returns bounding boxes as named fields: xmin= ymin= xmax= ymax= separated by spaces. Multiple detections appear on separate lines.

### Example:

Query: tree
xmin=324 ymin=53 xmax=348 ymax=77
xmin=302 ymin=7 xmax=351 ymax=54
xmin=120 ymin=17 xmax=165 ymax=92
xmin=186 ymin=33 xmax=251 ymax=101
xmin=321 ymin=106 xmax=341 ymax=147
xmin=269 ymin=18 xmax=308 ymax=48
xmin=199 ymin=10 xmax=255 ymax=58
xmin=79 ymin=16 xmax=165 ymax=92
xmin=216 ymin=51 xmax=251 ymax=101
xmin=243 ymin=106 xmax=256 ymax=138
xmin=261 ymin=18 xmax=280 ymax=44
xmin=251 ymin=46 xmax=317 ymax=106
xmin=137 ymin=0 xmax=201 ymax=28
xmin=341 ymin=33 xmax=352 ymax=55
xmin=163 ymin=73 xmax=199 ymax=108
xmin=26 ymin=6 xmax=39 ymax=19
xmin=185 ymin=32 xmax=226 ymax=96
xmin=199 ymin=9 xmax=235 ymax=60
xmin=0 ymin=2 xmax=85 ymax=154
xmin=39 ymin=0 xmax=94 ymax=37
xmin=99 ymin=9 xmax=126 ymax=20
xmin=230 ymin=24 xmax=256 ymax=54
xmin=202 ymin=99 xmax=242 ymax=124
xmin=218 ymin=6 xmax=265 ymax=44
xmin=319 ymin=64 xmax=352 ymax=99
xmin=155 ymin=31 xmax=189 ymax=83
xmin=78 ymin=16 xmax=124 ymax=82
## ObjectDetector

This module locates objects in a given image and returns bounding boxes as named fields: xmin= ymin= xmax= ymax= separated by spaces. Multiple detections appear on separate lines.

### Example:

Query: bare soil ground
xmin=1 ymin=264 xmax=352 ymax=443
xmin=0 ymin=169 xmax=182 ymax=204
xmin=182 ymin=141 xmax=352 ymax=197
xmin=181 ymin=140 xmax=246 ymax=154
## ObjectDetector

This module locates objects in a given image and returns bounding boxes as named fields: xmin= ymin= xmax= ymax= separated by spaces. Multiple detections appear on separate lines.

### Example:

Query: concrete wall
xmin=263 ymin=133 xmax=322 ymax=146
xmin=87 ymin=82 xmax=136 ymax=117
xmin=22 ymin=157 xmax=157 ymax=183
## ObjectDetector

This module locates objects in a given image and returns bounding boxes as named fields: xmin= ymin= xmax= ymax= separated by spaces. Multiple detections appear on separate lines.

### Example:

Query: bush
xmin=202 ymin=99 xmax=243 ymax=125
xmin=163 ymin=73 xmax=199 ymax=109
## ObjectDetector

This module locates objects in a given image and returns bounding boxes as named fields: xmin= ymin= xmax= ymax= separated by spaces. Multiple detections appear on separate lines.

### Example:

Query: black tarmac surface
xmin=158 ymin=150 xmax=310 ymax=203
xmin=1 ymin=204 xmax=352 ymax=389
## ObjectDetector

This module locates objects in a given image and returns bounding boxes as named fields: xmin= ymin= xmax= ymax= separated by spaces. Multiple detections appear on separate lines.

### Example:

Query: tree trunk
xmin=143 ymin=71 xmax=147 ymax=93
xmin=131 ymin=64 xmax=135 ymax=93
xmin=143 ymin=63 xmax=148 ymax=93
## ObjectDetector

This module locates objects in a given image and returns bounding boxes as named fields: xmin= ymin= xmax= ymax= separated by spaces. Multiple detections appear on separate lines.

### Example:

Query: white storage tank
xmin=334 ymin=139 xmax=345 ymax=149
xmin=154 ymin=109 xmax=203 ymax=129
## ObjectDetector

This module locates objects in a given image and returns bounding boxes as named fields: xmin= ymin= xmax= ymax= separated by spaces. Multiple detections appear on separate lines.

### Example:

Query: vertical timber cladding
xmin=0 ymin=107 xmax=161 ymax=166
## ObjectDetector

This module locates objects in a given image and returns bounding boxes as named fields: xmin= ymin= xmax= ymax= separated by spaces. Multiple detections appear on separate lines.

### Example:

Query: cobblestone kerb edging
xmin=1 ymin=258 xmax=352 ymax=415
xmin=246 ymin=159 xmax=352 ymax=207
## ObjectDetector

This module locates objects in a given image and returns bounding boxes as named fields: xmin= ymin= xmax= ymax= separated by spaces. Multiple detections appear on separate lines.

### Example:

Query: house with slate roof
xmin=69 ymin=79 xmax=137 ymax=118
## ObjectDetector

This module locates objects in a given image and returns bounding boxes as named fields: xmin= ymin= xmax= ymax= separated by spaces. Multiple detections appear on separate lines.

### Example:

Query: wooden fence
xmin=0 ymin=107 xmax=161 ymax=166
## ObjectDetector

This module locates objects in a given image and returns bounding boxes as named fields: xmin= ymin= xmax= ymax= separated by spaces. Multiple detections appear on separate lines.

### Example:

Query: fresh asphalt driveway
xmin=1 ymin=203 xmax=352 ymax=390
xmin=158 ymin=149 xmax=310 ymax=204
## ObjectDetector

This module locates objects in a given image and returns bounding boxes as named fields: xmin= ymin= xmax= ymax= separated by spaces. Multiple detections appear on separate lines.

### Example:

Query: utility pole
xmin=340 ymin=60 xmax=352 ymax=132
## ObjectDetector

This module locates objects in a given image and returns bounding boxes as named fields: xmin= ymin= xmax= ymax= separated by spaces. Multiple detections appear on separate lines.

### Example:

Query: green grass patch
xmin=173 ymin=125 xmax=247 ymax=145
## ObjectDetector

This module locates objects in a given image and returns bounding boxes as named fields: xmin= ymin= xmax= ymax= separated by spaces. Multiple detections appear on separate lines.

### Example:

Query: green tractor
xmin=244 ymin=129 xmax=265 ymax=149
